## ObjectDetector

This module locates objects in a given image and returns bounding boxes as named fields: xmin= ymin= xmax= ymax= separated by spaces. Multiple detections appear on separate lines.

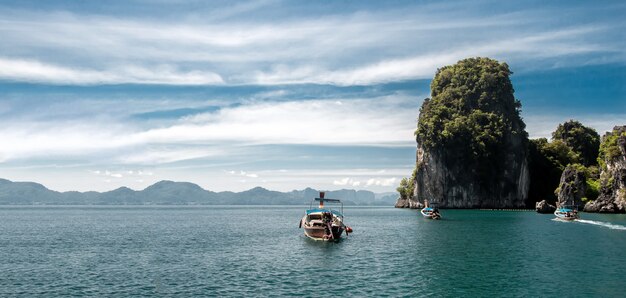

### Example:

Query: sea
xmin=1 ymin=206 xmax=625 ymax=297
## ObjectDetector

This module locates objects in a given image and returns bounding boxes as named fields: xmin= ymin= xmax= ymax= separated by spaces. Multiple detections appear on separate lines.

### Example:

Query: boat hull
xmin=554 ymin=214 xmax=578 ymax=220
xmin=420 ymin=209 xmax=440 ymax=219
xmin=303 ymin=225 xmax=344 ymax=241
xmin=554 ymin=211 xmax=579 ymax=221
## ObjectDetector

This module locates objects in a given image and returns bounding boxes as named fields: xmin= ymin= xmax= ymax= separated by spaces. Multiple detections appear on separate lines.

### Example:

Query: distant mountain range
xmin=0 ymin=178 xmax=398 ymax=205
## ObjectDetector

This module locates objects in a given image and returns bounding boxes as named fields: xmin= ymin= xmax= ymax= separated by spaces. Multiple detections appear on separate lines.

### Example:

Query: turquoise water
xmin=1 ymin=206 xmax=625 ymax=297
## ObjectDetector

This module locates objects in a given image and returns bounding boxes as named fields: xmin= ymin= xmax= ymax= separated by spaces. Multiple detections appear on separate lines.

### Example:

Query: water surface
xmin=1 ymin=206 xmax=625 ymax=297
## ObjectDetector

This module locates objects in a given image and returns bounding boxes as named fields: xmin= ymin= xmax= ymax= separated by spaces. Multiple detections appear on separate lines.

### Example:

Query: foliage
xmin=527 ymin=138 xmax=579 ymax=204
xmin=396 ymin=178 xmax=410 ymax=200
xmin=552 ymin=120 xmax=600 ymax=166
xmin=598 ymin=128 xmax=626 ymax=170
xmin=414 ymin=58 xmax=527 ymax=192
xmin=396 ymin=168 xmax=417 ymax=200
xmin=584 ymin=165 xmax=600 ymax=180
xmin=540 ymin=139 xmax=580 ymax=169
xmin=585 ymin=178 xmax=600 ymax=201
xmin=416 ymin=57 xmax=526 ymax=155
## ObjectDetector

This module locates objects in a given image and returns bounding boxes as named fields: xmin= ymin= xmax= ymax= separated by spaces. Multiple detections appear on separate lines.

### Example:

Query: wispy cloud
xmin=333 ymin=177 xmax=397 ymax=187
xmin=140 ymin=95 xmax=418 ymax=146
xmin=0 ymin=94 xmax=418 ymax=163
xmin=226 ymin=170 xmax=259 ymax=178
xmin=0 ymin=57 xmax=224 ymax=85
xmin=0 ymin=3 xmax=620 ymax=86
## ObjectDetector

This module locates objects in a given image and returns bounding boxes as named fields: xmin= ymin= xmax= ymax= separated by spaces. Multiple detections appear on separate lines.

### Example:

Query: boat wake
xmin=575 ymin=219 xmax=626 ymax=231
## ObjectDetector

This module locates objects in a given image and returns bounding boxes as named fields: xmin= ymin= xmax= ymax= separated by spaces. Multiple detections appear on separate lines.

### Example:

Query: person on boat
xmin=322 ymin=212 xmax=333 ymax=237
xmin=432 ymin=207 xmax=441 ymax=219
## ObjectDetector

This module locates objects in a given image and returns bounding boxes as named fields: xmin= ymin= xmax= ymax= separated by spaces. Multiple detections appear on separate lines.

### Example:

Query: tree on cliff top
xmin=552 ymin=120 xmax=600 ymax=166
xmin=415 ymin=57 xmax=527 ymax=182
xmin=598 ymin=126 xmax=626 ymax=170
xmin=417 ymin=57 xmax=526 ymax=151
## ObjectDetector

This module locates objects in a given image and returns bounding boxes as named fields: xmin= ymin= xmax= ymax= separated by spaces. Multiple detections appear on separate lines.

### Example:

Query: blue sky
xmin=0 ymin=0 xmax=624 ymax=192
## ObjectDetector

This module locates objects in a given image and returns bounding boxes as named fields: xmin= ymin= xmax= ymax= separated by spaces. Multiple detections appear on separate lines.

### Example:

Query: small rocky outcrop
xmin=394 ymin=197 xmax=423 ymax=209
xmin=584 ymin=126 xmax=626 ymax=213
xmin=556 ymin=164 xmax=586 ymax=208
xmin=535 ymin=200 xmax=556 ymax=213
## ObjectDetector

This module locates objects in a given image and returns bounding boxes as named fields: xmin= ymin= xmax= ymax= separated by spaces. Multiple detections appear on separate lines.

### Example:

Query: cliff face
xmin=413 ymin=136 xmax=529 ymax=208
xmin=404 ymin=57 xmax=529 ymax=209
xmin=394 ymin=196 xmax=423 ymax=209
xmin=584 ymin=126 xmax=626 ymax=213
xmin=556 ymin=165 xmax=586 ymax=208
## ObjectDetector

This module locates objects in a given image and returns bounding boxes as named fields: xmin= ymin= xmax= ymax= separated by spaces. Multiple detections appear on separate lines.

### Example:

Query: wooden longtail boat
xmin=299 ymin=192 xmax=352 ymax=241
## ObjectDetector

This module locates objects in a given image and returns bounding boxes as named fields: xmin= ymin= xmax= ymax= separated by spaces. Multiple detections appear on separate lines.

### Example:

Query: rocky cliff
xmin=584 ymin=126 xmax=626 ymax=213
xmin=399 ymin=57 xmax=529 ymax=208
xmin=555 ymin=164 xmax=586 ymax=208
xmin=394 ymin=197 xmax=423 ymax=209
xmin=535 ymin=200 xmax=556 ymax=213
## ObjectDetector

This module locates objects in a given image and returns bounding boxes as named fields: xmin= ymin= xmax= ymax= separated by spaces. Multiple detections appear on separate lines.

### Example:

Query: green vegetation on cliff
xmin=396 ymin=168 xmax=416 ymax=200
xmin=416 ymin=57 xmax=526 ymax=154
xmin=552 ymin=120 xmax=600 ymax=166
xmin=528 ymin=121 xmax=601 ymax=204
xmin=598 ymin=127 xmax=626 ymax=170
xmin=415 ymin=57 xmax=527 ymax=191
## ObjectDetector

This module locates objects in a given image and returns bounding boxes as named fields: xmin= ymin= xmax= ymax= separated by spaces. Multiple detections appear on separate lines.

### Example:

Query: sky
xmin=0 ymin=0 xmax=625 ymax=192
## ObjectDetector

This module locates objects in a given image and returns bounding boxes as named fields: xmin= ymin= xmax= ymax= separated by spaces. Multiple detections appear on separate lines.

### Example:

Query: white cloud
xmin=90 ymin=168 xmax=155 ymax=180
xmin=0 ymin=7 xmax=618 ymax=86
xmin=333 ymin=177 xmax=351 ymax=186
xmin=0 ymin=57 xmax=224 ymax=85
xmin=142 ymin=95 xmax=418 ymax=146
xmin=365 ymin=177 xmax=398 ymax=187
xmin=118 ymin=147 xmax=226 ymax=164
xmin=333 ymin=176 xmax=397 ymax=188
xmin=225 ymin=170 xmax=260 ymax=179
xmin=523 ymin=113 xmax=626 ymax=139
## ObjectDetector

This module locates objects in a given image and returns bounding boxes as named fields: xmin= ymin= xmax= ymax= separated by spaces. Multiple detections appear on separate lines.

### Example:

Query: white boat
xmin=420 ymin=201 xmax=441 ymax=220
xmin=554 ymin=204 xmax=579 ymax=221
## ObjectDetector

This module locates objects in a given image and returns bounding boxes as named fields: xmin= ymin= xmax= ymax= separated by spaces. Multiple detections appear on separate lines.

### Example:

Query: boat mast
xmin=319 ymin=191 xmax=325 ymax=208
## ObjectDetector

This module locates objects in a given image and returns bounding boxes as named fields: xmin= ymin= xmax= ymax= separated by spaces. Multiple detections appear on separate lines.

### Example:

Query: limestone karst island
xmin=395 ymin=57 xmax=626 ymax=213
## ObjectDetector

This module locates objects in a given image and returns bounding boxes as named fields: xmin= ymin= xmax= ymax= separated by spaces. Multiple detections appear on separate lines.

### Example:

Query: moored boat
xmin=420 ymin=200 xmax=441 ymax=220
xmin=299 ymin=192 xmax=352 ymax=241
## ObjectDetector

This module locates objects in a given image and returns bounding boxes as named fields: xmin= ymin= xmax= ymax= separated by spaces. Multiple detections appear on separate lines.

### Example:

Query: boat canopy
xmin=306 ymin=208 xmax=343 ymax=217
xmin=314 ymin=198 xmax=341 ymax=203
xmin=558 ymin=205 xmax=578 ymax=212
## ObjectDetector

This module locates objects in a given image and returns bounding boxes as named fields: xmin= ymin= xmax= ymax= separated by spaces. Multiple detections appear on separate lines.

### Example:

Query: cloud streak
xmin=0 ymin=57 xmax=224 ymax=85
xmin=0 ymin=4 xmax=620 ymax=86
xmin=0 ymin=95 xmax=418 ymax=164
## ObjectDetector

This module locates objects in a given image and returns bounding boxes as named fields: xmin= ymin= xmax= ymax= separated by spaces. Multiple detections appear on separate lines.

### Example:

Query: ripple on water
xmin=0 ymin=207 xmax=625 ymax=296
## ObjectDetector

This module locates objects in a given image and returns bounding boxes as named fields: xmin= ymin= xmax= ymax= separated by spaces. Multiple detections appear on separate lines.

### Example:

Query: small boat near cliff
xmin=421 ymin=200 xmax=441 ymax=219
xmin=299 ymin=192 xmax=352 ymax=241
xmin=554 ymin=204 xmax=579 ymax=221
